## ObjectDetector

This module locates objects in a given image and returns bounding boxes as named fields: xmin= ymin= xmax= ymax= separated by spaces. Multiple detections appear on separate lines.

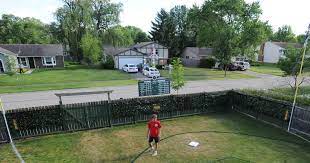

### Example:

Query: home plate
xmin=188 ymin=141 xmax=200 ymax=147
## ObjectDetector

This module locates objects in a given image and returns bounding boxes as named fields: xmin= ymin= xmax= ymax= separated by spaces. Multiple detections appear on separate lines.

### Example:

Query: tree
xmin=171 ymin=58 xmax=185 ymax=94
xmin=102 ymin=55 xmax=115 ymax=69
xmin=92 ymin=0 xmax=122 ymax=33
xmin=297 ymin=34 xmax=306 ymax=44
xmin=102 ymin=25 xmax=148 ymax=47
xmin=55 ymin=0 xmax=122 ymax=61
xmin=195 ymin=0 xmax=270 ymax=76
xmin=81 ymin=33 xmax=102 ymax=65
xmin=272 ymin=25 xmax=297 ymax=42
xmin=150 ymin=6 xmax=191 ymax=57
xmin=0 ymin=14 xmax=54 ymax=44
xmin=278 ymin=46 xmax=310 ymax=92
xmin=102 ymin=25 xmax=134 ymax=47
xmin=4 ymin=55 xmax=17 ymax=75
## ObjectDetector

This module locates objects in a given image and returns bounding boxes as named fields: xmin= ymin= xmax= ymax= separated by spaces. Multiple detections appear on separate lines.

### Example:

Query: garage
xmin=111 ymin=49 xmax=146 ymax=69
xmin=118 ymin=56 xmax=143 ymax=69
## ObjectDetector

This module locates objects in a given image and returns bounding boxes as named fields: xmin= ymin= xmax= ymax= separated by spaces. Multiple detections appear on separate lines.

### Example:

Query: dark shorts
xmin=149 ymin=136 xmax=160 ymax=143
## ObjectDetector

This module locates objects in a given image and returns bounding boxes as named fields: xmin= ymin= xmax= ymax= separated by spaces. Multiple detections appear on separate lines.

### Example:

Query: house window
xmin=43 ymin=57 xmax=56 ymax=66
xmin=156 ymin=49 xmax=158 ymax=55
xmin=186 ymin=56 xmax=189 ymax=59
xmin=19 ymin=58 xmax=28 ymax=67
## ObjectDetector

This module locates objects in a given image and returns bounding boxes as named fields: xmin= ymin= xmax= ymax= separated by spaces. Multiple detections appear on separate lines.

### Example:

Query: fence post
xmin=108 ymin=102 xmax=113 ymax=127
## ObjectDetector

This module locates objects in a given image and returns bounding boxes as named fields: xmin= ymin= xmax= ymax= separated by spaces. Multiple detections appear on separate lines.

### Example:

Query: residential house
xmin=0 ymin=44 xmax=64 ymax=69
xmin=0 ymin=47 xmax=18 ymax=73
xmin=181 ymin=47 xmax=213 ymax=67
xmin=181 ymin=47 xmax=213 ymax=60
xmin=103 ymin=42 xmax=169 ymax=69
xmin=258 ymin=41 xmax=303 ymax=63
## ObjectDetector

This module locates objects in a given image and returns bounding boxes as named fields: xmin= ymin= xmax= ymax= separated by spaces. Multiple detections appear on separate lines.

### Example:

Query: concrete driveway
xmin=1 ymin=72 xmax=308 ymax=110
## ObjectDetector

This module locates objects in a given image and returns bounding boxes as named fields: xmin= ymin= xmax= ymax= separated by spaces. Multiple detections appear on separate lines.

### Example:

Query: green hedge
xmin=229 ymin=91 xmax=291 ymax=129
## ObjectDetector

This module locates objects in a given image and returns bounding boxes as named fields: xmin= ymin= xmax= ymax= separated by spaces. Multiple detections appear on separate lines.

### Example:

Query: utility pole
xmin=288 ymin=24 xmax=310 ymax=132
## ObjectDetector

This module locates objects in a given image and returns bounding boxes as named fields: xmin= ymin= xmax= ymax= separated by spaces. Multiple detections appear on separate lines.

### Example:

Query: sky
xmin=0 ymin=0 xmax=309 ymax=35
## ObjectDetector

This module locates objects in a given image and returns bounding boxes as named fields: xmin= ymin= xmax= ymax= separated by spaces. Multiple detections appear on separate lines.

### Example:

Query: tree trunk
xmin=224 ymin=65 xmax=227 ymax=77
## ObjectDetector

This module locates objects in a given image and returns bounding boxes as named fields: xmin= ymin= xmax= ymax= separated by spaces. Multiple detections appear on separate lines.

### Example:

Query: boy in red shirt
xmin=147 ymin=114 xmax=161 ymax=156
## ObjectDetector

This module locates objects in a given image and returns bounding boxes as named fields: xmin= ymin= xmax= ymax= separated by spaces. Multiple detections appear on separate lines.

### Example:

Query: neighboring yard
xmin=1 ymin=112 xmax=309 ymax=162
xmin=250 ymin=63 xmax=284 ymax=76
xmin=160 ymin=67 xmax=255 ymax=81
xmin=242 ymin=86 xmax=310 ymax=107
xmin=0 ymin=67 xmax=136 ymax=94
xmin=0 ymin=67 xmax=256 ymax=94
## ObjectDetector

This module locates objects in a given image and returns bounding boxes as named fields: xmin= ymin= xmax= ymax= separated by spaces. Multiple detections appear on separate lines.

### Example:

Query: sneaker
xmin=152 ymin=150 xmax=158 ymax=156
xmin=147 ymin=147 xmax=154 ymax=153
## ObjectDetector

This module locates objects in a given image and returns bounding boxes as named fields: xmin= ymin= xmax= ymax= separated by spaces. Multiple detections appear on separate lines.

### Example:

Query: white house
xmin=103 ymin=42 xmax=169 ymax=69
xmin=258 ymin=41 xmax=302 ymax=63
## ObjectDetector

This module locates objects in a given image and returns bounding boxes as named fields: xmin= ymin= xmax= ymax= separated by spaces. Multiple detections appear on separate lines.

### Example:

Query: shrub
xmin=101 ymin=55 xmax=115 ymax=69
xmin=199 ymin=58 xmax=216 ymax=68
xmin=156 ymin=65 xmax=163 ymax=70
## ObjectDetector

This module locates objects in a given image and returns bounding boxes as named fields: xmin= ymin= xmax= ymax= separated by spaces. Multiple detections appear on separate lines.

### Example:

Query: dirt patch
xmin=78 ymin=133 xmax=107 ymax=161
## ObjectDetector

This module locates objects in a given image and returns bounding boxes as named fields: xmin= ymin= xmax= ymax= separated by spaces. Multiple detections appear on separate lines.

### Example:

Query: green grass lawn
xmin=250 ymin=63 xmax=284 ymax=76
xmin=1 ymin=112 xmax=309 ymax=162
xmin=0 ymin=68 xmax=136 ymax=94
xmin=160 ymin=67 xmax=255 ymax=81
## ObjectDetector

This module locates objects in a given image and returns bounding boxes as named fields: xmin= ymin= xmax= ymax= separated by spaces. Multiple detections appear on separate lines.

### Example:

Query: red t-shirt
xmin=148 ymin=120 xmax=161 ymax=137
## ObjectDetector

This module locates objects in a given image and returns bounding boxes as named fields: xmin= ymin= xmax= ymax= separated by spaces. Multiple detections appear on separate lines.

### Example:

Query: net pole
xmin=288 ymin=25 xmax=310 ymax=132
xmin=0 ymin=99 xmax=25 ymax=163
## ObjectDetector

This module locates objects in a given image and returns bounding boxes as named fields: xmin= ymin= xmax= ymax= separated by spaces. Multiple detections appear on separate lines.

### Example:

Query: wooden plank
xmin=55 ymin=90 xmax=113 ymax=97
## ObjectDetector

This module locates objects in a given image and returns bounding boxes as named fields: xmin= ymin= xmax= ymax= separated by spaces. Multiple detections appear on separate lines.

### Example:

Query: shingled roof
xmin=0 ymin=44 xmax=64 ymax=57
xmin=272 ymin=42 xmax=303 ymax=49
xmin=0 ymin=47 xmax=18 ymax=56
xmin=103 ymin=46 xmax=130 ymax=56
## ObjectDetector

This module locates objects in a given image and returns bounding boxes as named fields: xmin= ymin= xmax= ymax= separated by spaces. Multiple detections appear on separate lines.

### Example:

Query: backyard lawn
xmin=160 ymin=67 xmax=255 ymax=81
xmin=250 ymin=63 xmax=284 ymax=76
xmin=0 ymin=68 xmax=136 ymax=94
xmin=1 ymin=112 xmax=309 ymax=162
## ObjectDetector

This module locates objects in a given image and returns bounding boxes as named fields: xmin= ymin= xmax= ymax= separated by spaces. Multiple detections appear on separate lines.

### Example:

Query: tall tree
xmin=195 ymin=0 xmax=271 ymax=76
xmin=92 ymin=0 xmax=122 ymax=33
xmin=272 ymin=25 xmax=297 ymax=42
xmin=55 ymin=0 xmax=121 ymax=62
xmin=150 ymin=6 xmax=190 ymax=57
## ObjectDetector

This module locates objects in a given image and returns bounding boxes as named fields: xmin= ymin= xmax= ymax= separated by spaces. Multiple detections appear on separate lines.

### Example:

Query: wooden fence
xmin=2 ymin=91 xmax=308 ymax=143
xmin=0 ymin=92 xmax=229 ymax=142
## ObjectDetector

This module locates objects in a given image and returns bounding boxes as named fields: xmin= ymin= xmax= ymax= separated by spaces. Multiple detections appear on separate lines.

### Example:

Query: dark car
xmin=218 ymin=63 xmax=238 ymax=71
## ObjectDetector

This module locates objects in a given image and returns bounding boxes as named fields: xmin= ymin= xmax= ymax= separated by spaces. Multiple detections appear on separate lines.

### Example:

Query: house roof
xmin=103 ymin=45 xmax=149 ymax=56
xmin=0 ymin=47 xmax=18 ymax=57
xmin=103 ymin=46 xmax=130 ymax=56
xmin=0 ymin=44 xmax=64 ymax=57
xmin=271 ymin=42 xmax=303 ymax=49
xmin=132 ymin=41 xmax=168 ymax=49
xmin=184 ymin=47 xmax=213 ymax=56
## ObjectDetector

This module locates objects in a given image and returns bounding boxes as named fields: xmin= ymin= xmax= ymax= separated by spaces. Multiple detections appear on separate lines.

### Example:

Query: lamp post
xmin=287 ymin=24 xmax=310 ymax=132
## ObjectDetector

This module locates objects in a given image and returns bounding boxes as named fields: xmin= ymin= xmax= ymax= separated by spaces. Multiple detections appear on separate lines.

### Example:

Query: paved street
xmin=0 ymin=72 xmax=308 ymax=110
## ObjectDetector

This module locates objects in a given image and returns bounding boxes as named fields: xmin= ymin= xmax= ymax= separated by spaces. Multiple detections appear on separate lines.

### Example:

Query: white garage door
xmin=118 ymin=56 xmax=143 ymax=69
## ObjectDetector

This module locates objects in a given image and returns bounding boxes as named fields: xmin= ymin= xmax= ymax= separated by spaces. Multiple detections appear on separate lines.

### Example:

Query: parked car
xmin=233 ymin=61 xmax=250 ymax=71
xmin=143 ymin=67 xmax=160 ymax=79
xmin=215 ymin=61 xmax=250 ymax=71
xmin=122 ymin=64 xmax=138 ymax=73
xmin=216 ymin=63 xmax=238 ymax=71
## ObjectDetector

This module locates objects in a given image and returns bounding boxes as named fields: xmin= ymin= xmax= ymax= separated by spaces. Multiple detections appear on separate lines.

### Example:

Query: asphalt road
xmin=0 ymin=72 xmax=307 ymax=110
